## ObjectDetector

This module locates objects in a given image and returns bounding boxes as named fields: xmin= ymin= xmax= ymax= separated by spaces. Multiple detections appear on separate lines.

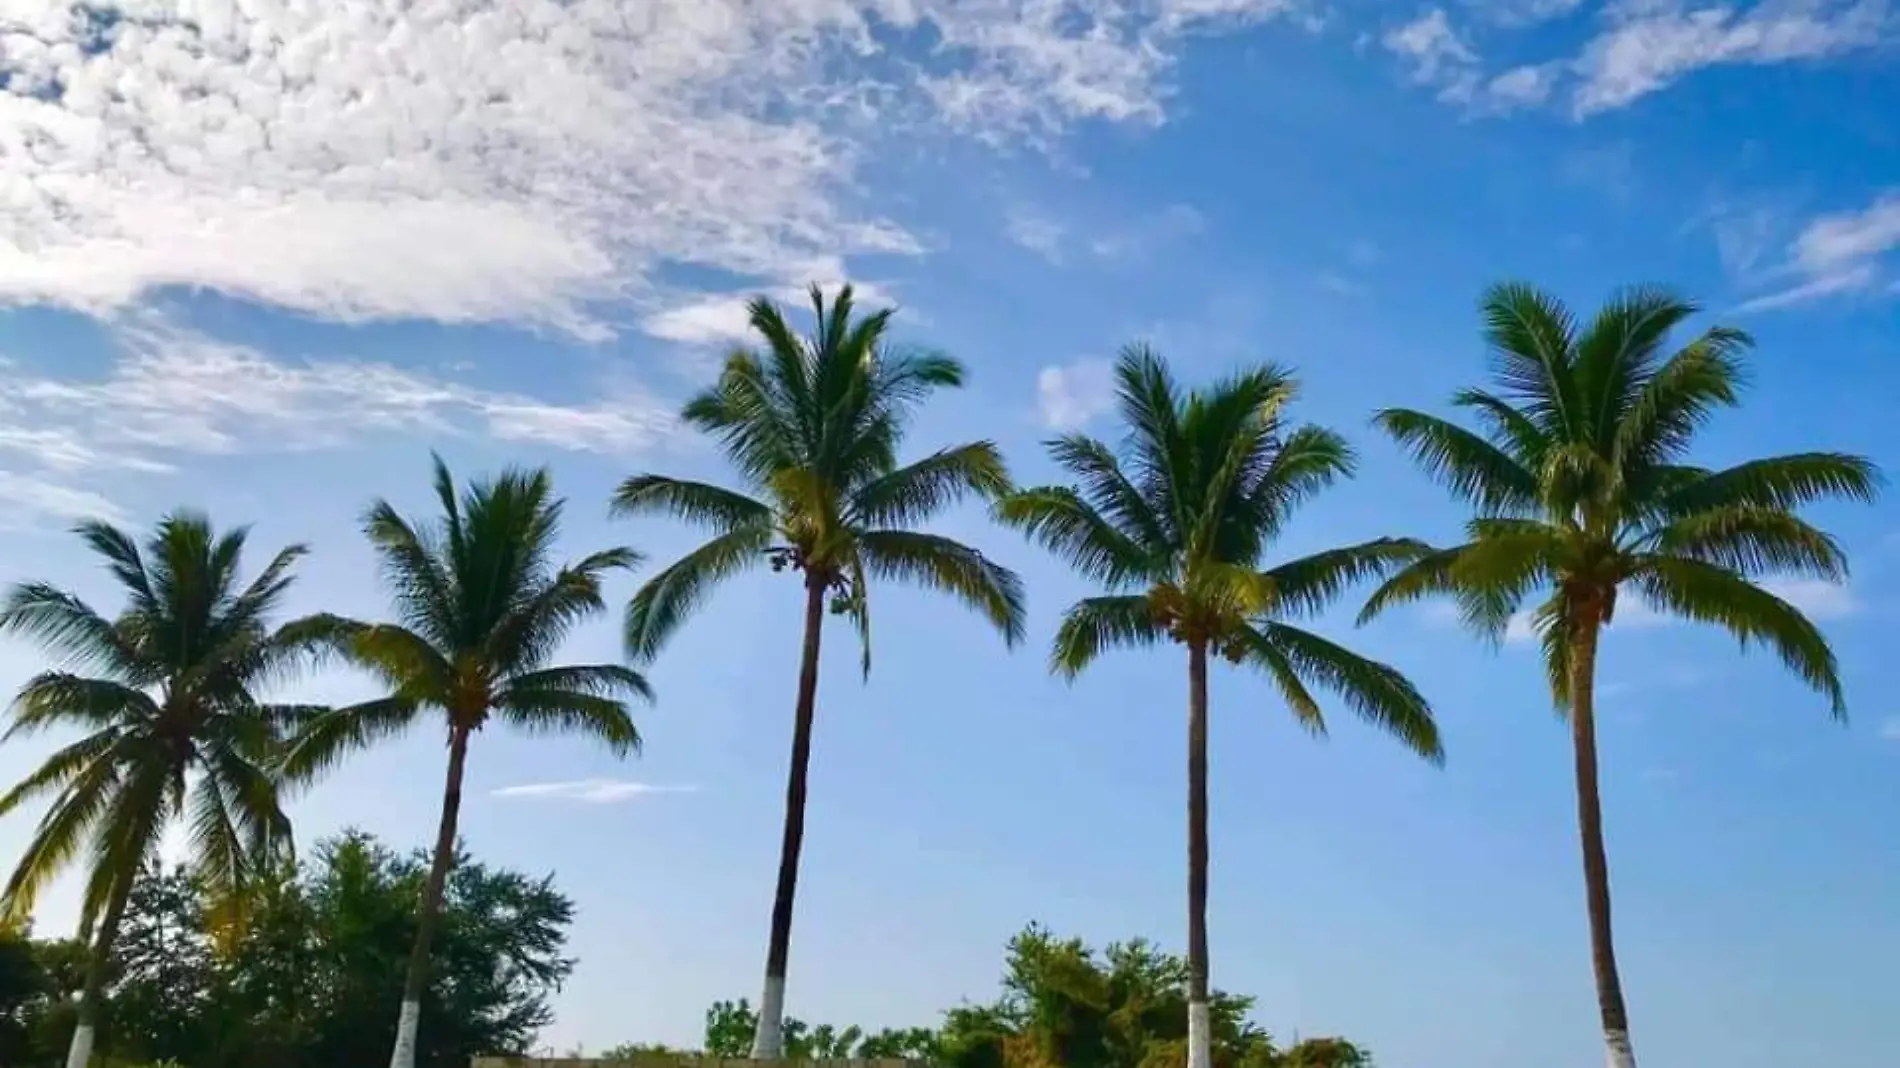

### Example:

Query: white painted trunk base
xmin=64 ymin=1023 xmax=94 ymax=1068
xmin=1605 ymin=1029 xmax=1637 ymax=1068
xmin=388 ymin=999 xmax=421 ymax=1068
xmin=1185 ymin=1000 xmax=1212 ymax=1068
xmin=750 ymin=975 xmax=787 ymax=1059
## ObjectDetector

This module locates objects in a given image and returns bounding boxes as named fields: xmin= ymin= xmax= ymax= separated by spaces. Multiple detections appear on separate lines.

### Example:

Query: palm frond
xmin=1661 ymin=453 xmax=1883 ymax=516
xmin=485 ymin=548 xmax=637 ymax=676
xmin=611 ymin=475 xmax=773 ymax=531
xmin=1480 ymin=281 xmax=1581 ymax=439
xmin=1643 ymin=507 xmax=1848 ymax=581
xmin=362 ymin=499 xmax=458 ymax=648
xmin=1240 ymin=623 xmax=1442 ymax=761
xmin=1247 ymin=424 xmax=1356 ymax=534
xmin=340 ymin=624 xmax=456 ymax=701
xmin=493 ymin=690 xmax=642 ymax=756
xmin=1632 ymin=555 xmax=1846 ymax=716
xmin=4 ymin=674 xmax=157 ymax=742
xmin=0 ymin=584 xmax=143 ymax=677
xmin=683 ymin=349 xmax=806 ymax=487
xmin=993 ymin=487 xmax=1156 ymax=590
xmin=1372 ymin=409 xmax=1540 ymax=514
xmin=78 ymin=762 xmax=171 ymax=931
xmin=277 ymin=698 xmax=421 ymax=788
xmin=1264 ymin=539 xmax=1432 ymax=618
xmin=499 ymin=664 xmax=654 ymax=705
xmin=850 ymin=442 xmax=1011 ymax=528
xmin=856 ymin=531 xmax=1026 ymax=648
xmin=1229 ymin=625 xmax=1325 ymax=736
xmin=1612 ymin=328 xmax=1747 ymax=467
xmin=0 ymin=729 xmax=123 ymax=820
xmin=1571 ymin=286 xmax=1698 ymax=452
xmin=624 ymin=526 xmax=773 ymax=663
xmin=1 ymin=748 xmax=125 ymax=922
xmin=1050 ymin=596 xmax=1167 ymax=679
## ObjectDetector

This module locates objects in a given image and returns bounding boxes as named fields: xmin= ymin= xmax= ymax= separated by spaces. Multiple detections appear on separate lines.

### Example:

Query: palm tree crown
xmin=616 ymin=284 xmax=1025 ymax=666
xmin=1360 ymin=283 xmax=1880 ymax=707
xmin=0 ymin=514 xmax=311 ymax=929
xmin=285 ymin=457 xmax=648 ymax=780
xmin=999 ymin=344 xmax=1441 ymax=750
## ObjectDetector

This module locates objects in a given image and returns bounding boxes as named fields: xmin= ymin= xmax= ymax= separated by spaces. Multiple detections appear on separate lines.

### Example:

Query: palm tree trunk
xmin=752 ymin=576 xmax=828 ymax=1060
xmin=1569 ymin=618 xmax=1636 ymax=1068
xmin=388 ymin=724 xmax=472 ymax=1068
xmin=65 ymin=876 xmax=133 ymax=1068
xmin=1185 ymin=639 xmax=1213 ymax=1068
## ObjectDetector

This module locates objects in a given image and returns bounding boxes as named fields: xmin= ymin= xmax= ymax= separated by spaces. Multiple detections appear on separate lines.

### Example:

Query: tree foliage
xmin=0 ymin=832 xmax=573 ymax=1068
xmin=601 ymin=925 xmax=1374 ymax=1068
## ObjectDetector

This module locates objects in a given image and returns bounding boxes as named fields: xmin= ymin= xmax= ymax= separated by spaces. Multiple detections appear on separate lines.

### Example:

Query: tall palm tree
xmin=280 ymin=458 xmax=650 ymax=1068
xmin=1360 ymin=283 xmax=1881 ymax=1068
xmin=995 ymin=345 xmax=1442 ymax=1068
xmin=0 ymin=514 xmax=315 ymax=1068
xmin=614 ymin=285 xmax=1025 ymax=1058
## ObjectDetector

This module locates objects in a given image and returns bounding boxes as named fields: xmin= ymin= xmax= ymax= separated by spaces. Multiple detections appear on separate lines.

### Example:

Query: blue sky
xmin=1 ymin=1 xmax=1898 ymax=1066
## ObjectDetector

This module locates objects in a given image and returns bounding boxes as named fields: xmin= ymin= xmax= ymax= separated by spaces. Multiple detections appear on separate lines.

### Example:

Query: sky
xmin=0 ymin=1 xmax=1897 ymax=1066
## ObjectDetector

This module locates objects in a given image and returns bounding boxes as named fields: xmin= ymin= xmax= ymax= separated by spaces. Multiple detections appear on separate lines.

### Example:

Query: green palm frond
xmin=500 ymin=664 xmax=654 ymax=704
xmin=623 ymin=525 xmax=773 ymax=662
xmin=992 ymin=487 xmax=1155 ymax=590
xmin=1372 ymin=408 xmax=1539 ymax=514
xmin=0 ymin=730 xmax=123 ymax=820
xmin=4 ymin=674 xmax=157 ymax=741
xmin=1644 ymin=507 xmax=1847 ymax=581
xmin=849 ymin=442 xmax=1011 ymax=528
xmin=1043 ymin=434 xmax=1172 ymax=551
xmin=1051 ymin=596 xmax=1166 ymax=679
xmin=1356 ymin=547 xmax=1468 ymax=624
xmin=492 ymin=690 xmax=643 ymax=755
xmin=611 ymin=475 xmax=774 ymax=531
xmin=1480 ymin=281 xmax=1582 ymax=438
xmin=1229 ymin=625 xmax=1325 ymax=735
xmin=1264 ymin=539 xmax=1432 ymax=618
xmin=1612 ymin=328 xmax=1747 ymax=467
xmin=78 ymin=762 xmax=171 ymax=929
xmin=1632 ymin=556 xmax=1845 ymax=715
xmin=1660 ymin=453 xmax=1883 ymax=516
xmin=857 ymin=531 xmax=1026 ymax=648
xmin=1239 ymin=623 xmax=1442 ymax=761
xmin=278 ymin=698 xmax=420 ymax=787
xmin=1570 ymin=286 xmax=1698 ymax=452
xmin=0 ymin=584 xmax=143 ymax=677
xmin=1248 ymin=424 xmax=1356 ymax=533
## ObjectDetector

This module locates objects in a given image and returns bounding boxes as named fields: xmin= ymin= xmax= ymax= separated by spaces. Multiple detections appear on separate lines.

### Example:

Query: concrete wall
xmin=472 ymin=1059 xmax=925 ymax=1068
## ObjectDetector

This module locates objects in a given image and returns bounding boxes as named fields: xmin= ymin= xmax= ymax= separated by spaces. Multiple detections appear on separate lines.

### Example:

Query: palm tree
xmin=614 ymin=285 xmax=1025 ymax=1058
xmin=1359 ymin=283 xmax=1881 ymax=1068
xmin=0 ymin=514 xmax=315 ymax=1068
xmin=995 ymin=345 xmax=1442 ymax=1068
xmin=280 ymin=458 xmax=650 ymax=1068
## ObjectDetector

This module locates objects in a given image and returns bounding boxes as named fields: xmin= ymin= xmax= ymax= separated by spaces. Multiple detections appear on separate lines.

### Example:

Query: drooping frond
xmin=1643 ymin=507 xmax=1847 ymax=581
xmin=3 ymin=674 xmax=157 ymax=741
xmin=683 ymin=349 xmax=805 ymax=488
xmin=1660 ymin=453 xmax=1884 ymax=516
xmin=857 ymin=531 xmax=1025 ymax=648
xmin=1372 ymin=408 xmax=1540 ymax=515
xmin=1632 ymin=556 xmax=1845 ymax=716
xmin=849 ymin=443 xmax=1011 ymax=529
xmin=0 ymin=584 xmax=142 ymax=678
xmin=623 ymin=525 xmax=773 ymax=662
xmin=498 ymin=664 xmax=654 ymax=705
xmin=1051 ymin=596 xmax=1166 ymax=679
xmin=492 ymin=689 xmax=643 ymax=755
xmin=1043 ymin=434 xmax=1172 ymax=552
xmin=362 ymin=498 xmax=458 ymax=649
xmin=0 ymin=729 xmax=123 ymax=820
xmin=611 ymin=475 xmax=774 ymax=532
xmin=1239 ymin=623 xmax=1442 ymax=761
xmin=992 ymin=487 xmax=1156 ymax=590
xmin=1263 ymin=539 xmax=1432 ymax=618
xmin=277 ymin=697 xmax=421 ymax=787
xmin=486 ymin=547 xmax=641 ymax=676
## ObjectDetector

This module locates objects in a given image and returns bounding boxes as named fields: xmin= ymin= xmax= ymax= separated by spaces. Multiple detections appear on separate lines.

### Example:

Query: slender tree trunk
xmin=1569 ymin=618 xmax=1637 ymax=1068
xmin=1185 ymin=640 xmax=1213 ymax=1068
xmin=65 ymin=876 xmax=133 ymax=1068
xmin=752 ymin=576 xmax=828 ymax=1060
xmin=388 ymin=724 xmax=472 ymax=1068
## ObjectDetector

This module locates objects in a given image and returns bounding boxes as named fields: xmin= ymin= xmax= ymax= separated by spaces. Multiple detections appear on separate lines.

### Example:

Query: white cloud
xmin=1571 ymin=0 xmax=1893 ymax=117
xmin=0 ymin=315 xmax=680 ymax=520
xmin=638 ymin=277 xmax=904 ymax=349
xmin=1005 ymin=207 xmax=1067 ymax=263
xmin=1383 ymin=9 xmax=1482 ymax=101
xmin=1395 ymin=1 xmax=1895 ymax=117
xmin=1037 ymin=359 xmax=1117 ymax=429
xmin=0 ymin=0 xmax=1307 ymax=335
xmin=1762 ymin=578 xmax=1859 ymax=620
xmin=492 ymin=778 xmax=697 ymax=803
xmin=1087 ymin=203 xmax=1206 ymax=260
xmin=1735 ymin=191 xmax=1900 ymax=311
xmin=0 ymin=470 xmax=128 ymax=526
xmin=1878 ymin=716 xmax=1900 ymax=741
